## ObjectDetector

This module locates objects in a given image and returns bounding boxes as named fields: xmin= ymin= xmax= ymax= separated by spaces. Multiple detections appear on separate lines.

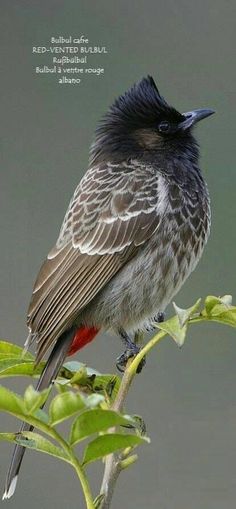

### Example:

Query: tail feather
xmin=2 ymin=327 xmax=75 ymax=500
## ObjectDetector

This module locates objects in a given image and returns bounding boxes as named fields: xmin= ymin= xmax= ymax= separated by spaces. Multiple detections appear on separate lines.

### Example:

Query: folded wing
xmin=27 ymin=162 xmax=165 ymax=363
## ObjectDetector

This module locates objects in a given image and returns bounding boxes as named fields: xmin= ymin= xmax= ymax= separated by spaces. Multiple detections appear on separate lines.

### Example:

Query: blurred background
xmin=1 ymin=1 xmax=236 ymax=508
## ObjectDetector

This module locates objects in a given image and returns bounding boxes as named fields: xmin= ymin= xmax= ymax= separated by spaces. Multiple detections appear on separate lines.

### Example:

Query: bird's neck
xmin=89 ymin=131 xmax=200 ymax=174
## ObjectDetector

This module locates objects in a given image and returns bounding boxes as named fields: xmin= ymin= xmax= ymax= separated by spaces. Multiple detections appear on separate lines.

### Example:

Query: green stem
xmin=46 ymin=428 xmax=95 ymax=509
xmin=70 ymin=455 xmax=95 ymax=509
xmin=100 ymin=329 xmax=166 ymax=508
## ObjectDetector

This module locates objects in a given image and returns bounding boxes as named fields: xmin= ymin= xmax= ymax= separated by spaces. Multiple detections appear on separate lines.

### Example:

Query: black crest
xmin=90 ymin=76 xmax=190 ymax=164
xmin=97 ymin=76 xmax=184 ymax=134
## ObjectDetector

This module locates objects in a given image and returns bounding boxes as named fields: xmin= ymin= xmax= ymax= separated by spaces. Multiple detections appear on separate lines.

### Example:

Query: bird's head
xmin=90 ymin=76 xmax=214 ymax=165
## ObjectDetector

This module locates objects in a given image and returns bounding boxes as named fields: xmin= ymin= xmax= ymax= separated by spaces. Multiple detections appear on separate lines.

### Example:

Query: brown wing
xmin=27 ymin=161 xmax=166 ymax=363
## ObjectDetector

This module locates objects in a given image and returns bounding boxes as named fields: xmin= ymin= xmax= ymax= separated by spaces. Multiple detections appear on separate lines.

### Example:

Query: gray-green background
xmin=1 ymin=1 xmax=236 ymax=508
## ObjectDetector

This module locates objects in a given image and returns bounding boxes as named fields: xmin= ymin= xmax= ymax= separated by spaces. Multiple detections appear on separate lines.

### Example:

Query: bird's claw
xmin=116 ymin=345 xmax=146 ymax=374
xmin=145 ymin=311 xmax=165 ymax=332
xmin=156 ymin=311 xmax=165 ymax=323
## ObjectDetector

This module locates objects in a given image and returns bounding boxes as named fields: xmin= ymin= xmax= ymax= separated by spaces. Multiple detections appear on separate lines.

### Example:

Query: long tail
xmin=2 ymin=326 xmax=75 ymax=500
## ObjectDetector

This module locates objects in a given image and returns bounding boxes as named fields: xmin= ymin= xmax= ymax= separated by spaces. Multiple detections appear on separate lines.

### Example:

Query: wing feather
xmin=27 ymin=161 xmax=167 ymax=363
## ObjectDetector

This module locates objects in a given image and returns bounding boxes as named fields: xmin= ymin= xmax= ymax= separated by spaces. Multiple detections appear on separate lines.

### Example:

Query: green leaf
xmin=83 ymin=433 xmax=149 ymax=465
xmin=63 ymin=360 xmax=88 ymax=372
xmin=0 ymin=340 xmax=34 ymax=359
xmin=16 ymin=432 xmax=71 ymax=462
xmin=156 ymin=315 xmax=187 ymax=347
xmin=32 ymin=408 xmax=49 ymax=424
xmin=0 ymin=384 xmax=49 ymax=428
xmin=60 ymin=361 xmax=121 ymax=403
xmin=85 ymin=394 xmax=105 ymax=408
xmin=70 ymin=371 xmax=121 ymax=403
xmin=49 ymin=391 xmax=86 ymax=426
xmin=0 ymin=432 xmax=18 ymax=442
xmin=0 ymin=359 xmax=33 ymax=376
xmin=131 ymin=415 xmax=147 ymax=436
xmin=64 ymin=360 xmax=101 ymax=376
xmin=92 ymin=374 xmax=121 ymax=402
xmin=70 ymin=409 xmax=135 ymax=445
xmin=24 ymin=385 xmax=50 ymax=413
xmin=69 ymin=366 xmax=95 ymax=385
xmin=204 ymin=295 xmax=223 ymax=315
xmin=202 ymin=295 xmax=236 ymax=327
xmin=0 ymin=358 xmax=44 ymax=379
xmin=173 ymin=298 xmax=201 ymax=327
xmin=204 ymin=295 xmax=234 ymax=316
xmin=0 ymin=384 xmax=26 ymax=414
xmin=0 ymin=341 xmax=45 ymax=381
xmin=119 ymin=453 xmax=138 ymax=470
xmin=208 ymin=305 xmax=236 ymax=327
xmin=54 ymin=381 xmax=71 ymax=394
xmin=220 ymin=295 xmax=233 ymax=306
xmin=0 ymin=431 xmax=71 ymax=462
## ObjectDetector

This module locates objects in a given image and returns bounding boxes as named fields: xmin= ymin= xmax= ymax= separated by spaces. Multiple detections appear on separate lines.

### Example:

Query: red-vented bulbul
xmin=3 ymin=76 xmax=214 ymax=499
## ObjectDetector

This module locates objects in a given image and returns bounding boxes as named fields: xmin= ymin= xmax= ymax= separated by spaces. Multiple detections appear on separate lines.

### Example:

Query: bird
xmin=3 ymin=75 xmax=214 ymax=499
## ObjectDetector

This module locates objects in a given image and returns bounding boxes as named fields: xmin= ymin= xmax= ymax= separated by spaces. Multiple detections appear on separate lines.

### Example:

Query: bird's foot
xmin=116 ymin=328 xmax=146 ymax=373
xmin=156 ymin=311 xmax=165 ymax=323
xmin=145 ymin=311 xmax=165 ymax=332
xmin=116 ymin=345 xmax=146 ymax=373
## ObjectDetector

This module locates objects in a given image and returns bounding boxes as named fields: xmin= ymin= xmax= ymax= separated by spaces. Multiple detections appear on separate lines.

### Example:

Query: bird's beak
xmin=180 ymin=108 xmax=215 ymax=130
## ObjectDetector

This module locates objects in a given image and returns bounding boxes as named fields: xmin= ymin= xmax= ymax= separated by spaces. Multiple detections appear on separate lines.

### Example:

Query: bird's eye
xmin=158 ymin=121 xmax=171 ymax=133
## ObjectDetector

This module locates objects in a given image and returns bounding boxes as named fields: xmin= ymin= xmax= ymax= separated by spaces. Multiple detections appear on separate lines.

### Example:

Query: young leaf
xmin=203 ymin=295 xmax=234 ymax=316
xmin=93 ymin=494 xmax=105 ymax=509
xmin=220 ymin=295 xmax=233 ymax=306
xmin=85 ymin=394 xmax=105 ymax=408
xmin=202 ymin=295 xmax=236 ymax=326
xmin=49 ymin=391 xmax=86 ymax=426
xmin=204 ymin=295 xmax=222 ymax=315
xmin=0 ymin=385 xmax=49 ymax=428
xmin=70 ymin=409 xmax=135 ymax=445
xmin=54 ymin=381 xmax=71 ymax=394
xmin=173 ymin=298 xmax=201 ymax=327
xmin=92 ymin=374 xmax=121 ymax=402
xmin=24 ymin=385 xmax=50 ymax=413
xmin=64 ymin=360 xmax=101 ymax=376
xmin=208 ymin=305 xmax=236 ymax=327
xmin=130 ymin=415 xmax=147 ymax=436
xmin=82 ymin=433 xmax=149 ymax=465
xmin=60 ymin=361 xmax=121 ymax=403
xmin=156 ymin=315 xmax=187 ymax=347
xmin=63 ymin=360 xmax=88 ymax=373
xmin=71 ymin=372 xmax=120 ymax=404
xmin=69 ymin=366 xmax=94 ymax=385
xmin=119 ymin=453 xmax=138 ymax=470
